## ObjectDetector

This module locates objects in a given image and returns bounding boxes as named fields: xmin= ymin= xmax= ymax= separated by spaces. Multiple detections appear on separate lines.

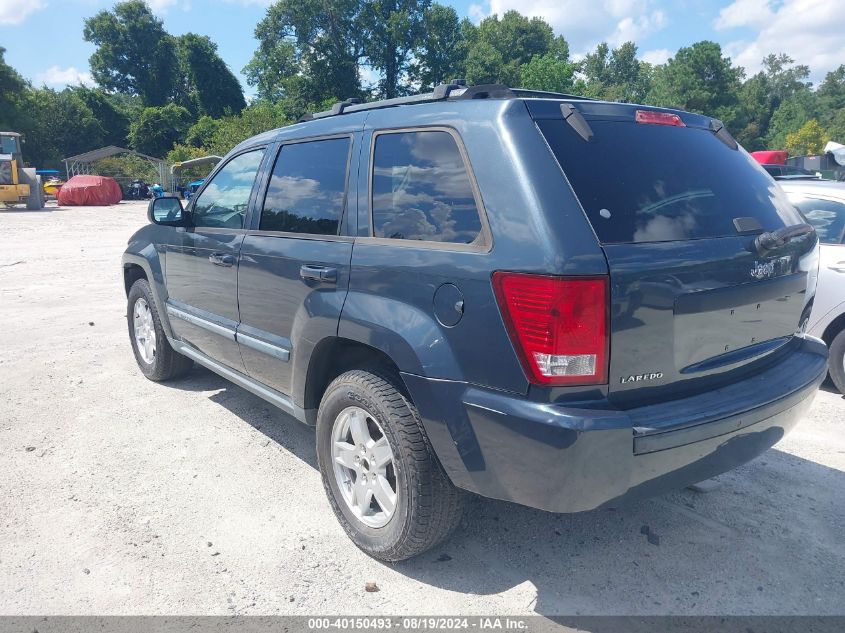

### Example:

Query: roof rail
xmin=304 ymin=81 xmax=591 ymax=121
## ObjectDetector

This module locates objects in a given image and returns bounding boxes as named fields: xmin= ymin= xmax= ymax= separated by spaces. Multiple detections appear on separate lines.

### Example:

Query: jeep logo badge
xmin=620 ymin=372 xmax=663 ymax=384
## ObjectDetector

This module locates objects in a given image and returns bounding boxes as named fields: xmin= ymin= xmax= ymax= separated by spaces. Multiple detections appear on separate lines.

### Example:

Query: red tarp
xmin=750 ymin=150 xmax=788 ymax=165
xmin=57 ymin=175 xmax=123 ymax=206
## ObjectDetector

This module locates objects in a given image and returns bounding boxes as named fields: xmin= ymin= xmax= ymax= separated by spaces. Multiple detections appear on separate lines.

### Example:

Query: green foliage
xmin=0 ymin=46 xmax=30 ymax=131
xmin=818 ymin=66 xmax=845 ymax=111
xmin=735 ymin=54 xmax=812 ymax=150
xmin=785 ymin=119 xmax=828 ymax=156
xmin=648 ymin=41 xmax=744 ymax=128
xmin=83 ymin=0 xmax=178 ymax=106
xmin=202 ymin=102 xmax=291 ymax=157
xmin=826 ymin=108 xmax=845 ymax=143
xmin=69 ymin=87 xmax=131 ymax=147
xmin=361 ymin=0 xmax=430 ymax=98
xmin=464 ymin=11 xmax=555 ymax=86
xmin=176 ymin=33 xmax=246 ymax=117
xmin=128 ymin=103 xmax=192 ymax=157
xmin=766 ymin=90 xmax=818 ymax=149
xmin=520 ymin=53 xmax=575 ymax=93
xmin=23 ymin=89 xmax=106 ymax=168
xmin=185 ymin=116 xmax=222 ymax=148
xmin=580 ymin=42 xmax=650 ymax=103
xmin=409 ymin=5 xmax=466 ymax=91
xmin=245 ymin=0 xmax=363 ymax=110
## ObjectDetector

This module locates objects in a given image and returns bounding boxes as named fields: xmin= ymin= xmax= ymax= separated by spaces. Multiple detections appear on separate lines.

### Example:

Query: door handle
xmin=829 ymin=262 xmax=845 ymax=273
xmin=209 ymin=253 xmax=235 ymax=267
xmin=300 ymin=265 xmax=337 ymax=283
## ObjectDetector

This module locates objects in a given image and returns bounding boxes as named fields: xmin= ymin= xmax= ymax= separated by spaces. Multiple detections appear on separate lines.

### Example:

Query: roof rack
xmin=300 ymin=81 xmax=592 ymax=122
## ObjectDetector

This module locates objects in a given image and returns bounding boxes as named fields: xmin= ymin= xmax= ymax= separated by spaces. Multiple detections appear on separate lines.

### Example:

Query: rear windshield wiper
xmin=753 ymin=223 xmax=815 ymax=256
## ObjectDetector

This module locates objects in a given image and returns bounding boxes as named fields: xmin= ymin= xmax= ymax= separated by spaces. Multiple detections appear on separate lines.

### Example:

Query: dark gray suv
xmin=123 ymin=83 xmax=828 ymax=561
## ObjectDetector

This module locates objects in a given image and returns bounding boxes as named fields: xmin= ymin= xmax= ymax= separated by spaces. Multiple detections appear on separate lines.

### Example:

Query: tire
xmin=127 ymin=279 xmax=193 ymax=381
xmin=316 ymin=370 xmax=464 ymax=561
xmin=829 ymin=329 xmax=845 ymax=394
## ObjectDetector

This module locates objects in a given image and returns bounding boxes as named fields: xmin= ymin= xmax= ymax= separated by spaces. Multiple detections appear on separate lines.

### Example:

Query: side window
xmin=792 ymin=197 xmax=845 ymax=244
xmin=260 ymin=137 xmax=350 ymax=235
xmin=371 ymin=130 xmax=482 ymax=244
xmin=192 ymin=149 xmax=265 ymax=229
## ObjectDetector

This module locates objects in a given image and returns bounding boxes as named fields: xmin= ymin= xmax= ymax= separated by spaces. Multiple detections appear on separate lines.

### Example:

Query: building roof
xmin=63 ymin=145 xmax=165 ymax=164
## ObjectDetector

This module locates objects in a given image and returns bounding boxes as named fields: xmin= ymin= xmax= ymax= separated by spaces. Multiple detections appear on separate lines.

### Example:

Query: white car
xmin=780 ymin=180 xmax=845 ymax=393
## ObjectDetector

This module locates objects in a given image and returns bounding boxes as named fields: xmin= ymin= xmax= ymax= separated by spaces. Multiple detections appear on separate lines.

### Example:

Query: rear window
xmin=538 ymin=118 xmax=803 ymax=244
xmin=791 ymin=196 xmax=845 ymax=244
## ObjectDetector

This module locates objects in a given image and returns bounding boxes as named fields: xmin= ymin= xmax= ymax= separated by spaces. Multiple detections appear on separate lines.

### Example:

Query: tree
xmin=203 ymin=103 xmax=291 ymax=157
xmin=464 ymin=11 xmax=554 ymax=86
xmin=766 ymin=90 xmax=818 ymax=149
xmin=69 ymin=87 xmax=131 ymax=147
xmin=361 ymin=0 xmax=430 ymax=98
xmin=23 ymin=89 xmax=106 ymax=168
xmin=581 ymin=41 xmax=650 ymax=102
xmin=128 ymin=103 xmax=192 ymax=157
xmin=827 ymin=108 xmax=845 ymax=143
xmin=736 ymin=54 xmax=812 ymax=149
xmin=176 ymin=34 xmax=246 ymax=118
xmin=185 ymin=116 xmax=222 ymax=149
xmin=785 ymin=119 xmax=828 ymax=156
xmin=245 ymin=0 xmax=363 ymax=110
xmin=818 ymin=65 xmax=845 ymax=111
xmin=409 ymin=4 xmax=466 ymax=91
xmin=0 ymin=46 xmax=30 ymax=131
xmin=648 ymin=41 xmax=744 ymax=128
xmin=520 ymin=38 xmax=575 ymax=93
xmin=83 ymin=0 xmax=178 ymax=106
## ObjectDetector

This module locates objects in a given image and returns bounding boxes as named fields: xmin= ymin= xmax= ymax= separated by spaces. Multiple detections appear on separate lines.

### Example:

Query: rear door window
xmin=260 ymin=137 xmax=350 ymax=236
xmin=791 ymin=196 xmax=845 ymax=244
xmin=537 ymin=118 xmax=803 ymax=244
xmin=371 ymin=130 xmax=482 ymax=244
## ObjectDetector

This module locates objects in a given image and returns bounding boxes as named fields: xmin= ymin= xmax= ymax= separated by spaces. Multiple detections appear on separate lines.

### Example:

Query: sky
xmin=1 ymin=0 xmax=844 ymax=97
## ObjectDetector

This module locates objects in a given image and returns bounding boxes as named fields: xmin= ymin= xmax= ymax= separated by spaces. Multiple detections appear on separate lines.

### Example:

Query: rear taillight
xmin=635 ymin=110 xmax=685 ymax=127
xmin=492 ymin=272 xmax=608 ymax=386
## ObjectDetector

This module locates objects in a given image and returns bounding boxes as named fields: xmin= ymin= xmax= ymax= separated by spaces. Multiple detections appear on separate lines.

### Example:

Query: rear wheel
xmin=316 ymin=370 xmax=463 ymax=561
xmin=127 ymin=279 xmax=193 ymax=381
xmin=829 ymin=329 xmax=845 ymax=394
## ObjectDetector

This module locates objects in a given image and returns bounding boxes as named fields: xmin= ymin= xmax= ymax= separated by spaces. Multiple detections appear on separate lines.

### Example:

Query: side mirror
xmin=148 ymin=196 xmax=186 ymax=226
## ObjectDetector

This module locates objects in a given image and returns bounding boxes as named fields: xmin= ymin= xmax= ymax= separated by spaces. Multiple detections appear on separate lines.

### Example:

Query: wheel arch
xmin=300 ymin=337 xmax=411 ymax=422
xmin=821 ymin=310 xmax=845 ymax=347
xmin=122 ymin=252 xmax=174 ymax=338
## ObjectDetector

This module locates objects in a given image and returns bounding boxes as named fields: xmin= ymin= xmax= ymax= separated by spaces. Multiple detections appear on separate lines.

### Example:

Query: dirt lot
xmin=1 ymin=200 xmax=844 ymax=616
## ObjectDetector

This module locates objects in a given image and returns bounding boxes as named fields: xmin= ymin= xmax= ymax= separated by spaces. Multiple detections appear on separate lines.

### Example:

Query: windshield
xmin=538 ymin=119 xmax=804 ymax=244
xmin=0 ymin=136 xmax=20 ymax=155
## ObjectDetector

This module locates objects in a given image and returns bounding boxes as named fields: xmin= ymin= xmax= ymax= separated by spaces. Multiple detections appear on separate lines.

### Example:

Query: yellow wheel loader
xmin=0 ymin=132 xmax=45 ymax=210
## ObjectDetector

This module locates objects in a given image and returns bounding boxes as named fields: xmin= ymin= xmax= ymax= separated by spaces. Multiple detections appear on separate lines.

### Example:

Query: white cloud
xmin=608 ymin=9 xmax=666 ymax=46
xmin=714 ymin=0 xmax=773 ymax=29
xmin=715 ymin=0 xmax=845 ymax=82
xmin=0 ymin=0 xmax=46 ymax=25
xmin=641 ymin=48 xmax=671 ymax=65
xmin=465 ymin=0 xmax=669 ymax=54
xmin=145 ymin=0 xmax=193 ymax=13
xmin=35 ymin=66 xmax=96 ymax=88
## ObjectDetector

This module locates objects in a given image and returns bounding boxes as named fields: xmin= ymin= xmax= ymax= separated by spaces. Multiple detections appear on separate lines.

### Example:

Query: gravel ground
xmin=1 ymin=201 xmax=844 ymax=616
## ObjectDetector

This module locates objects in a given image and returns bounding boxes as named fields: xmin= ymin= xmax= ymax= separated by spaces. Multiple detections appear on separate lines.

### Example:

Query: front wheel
xmin=829 ymin=329 xmax=845 ymax=394
xmin=316 ymin=370 xmax=463 ymax=561
xmin=127 ymin=279 xmax=193 ymax=381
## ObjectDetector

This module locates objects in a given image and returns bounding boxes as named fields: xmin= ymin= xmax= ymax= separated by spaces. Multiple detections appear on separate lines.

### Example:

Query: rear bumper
xmin=402 ymin=335 xmax=827 ymax=513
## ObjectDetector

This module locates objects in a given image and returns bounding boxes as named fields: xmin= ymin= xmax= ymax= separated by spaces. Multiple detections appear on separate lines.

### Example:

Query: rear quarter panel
xmin=340 ymin=100 xmax=607 ymax=394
